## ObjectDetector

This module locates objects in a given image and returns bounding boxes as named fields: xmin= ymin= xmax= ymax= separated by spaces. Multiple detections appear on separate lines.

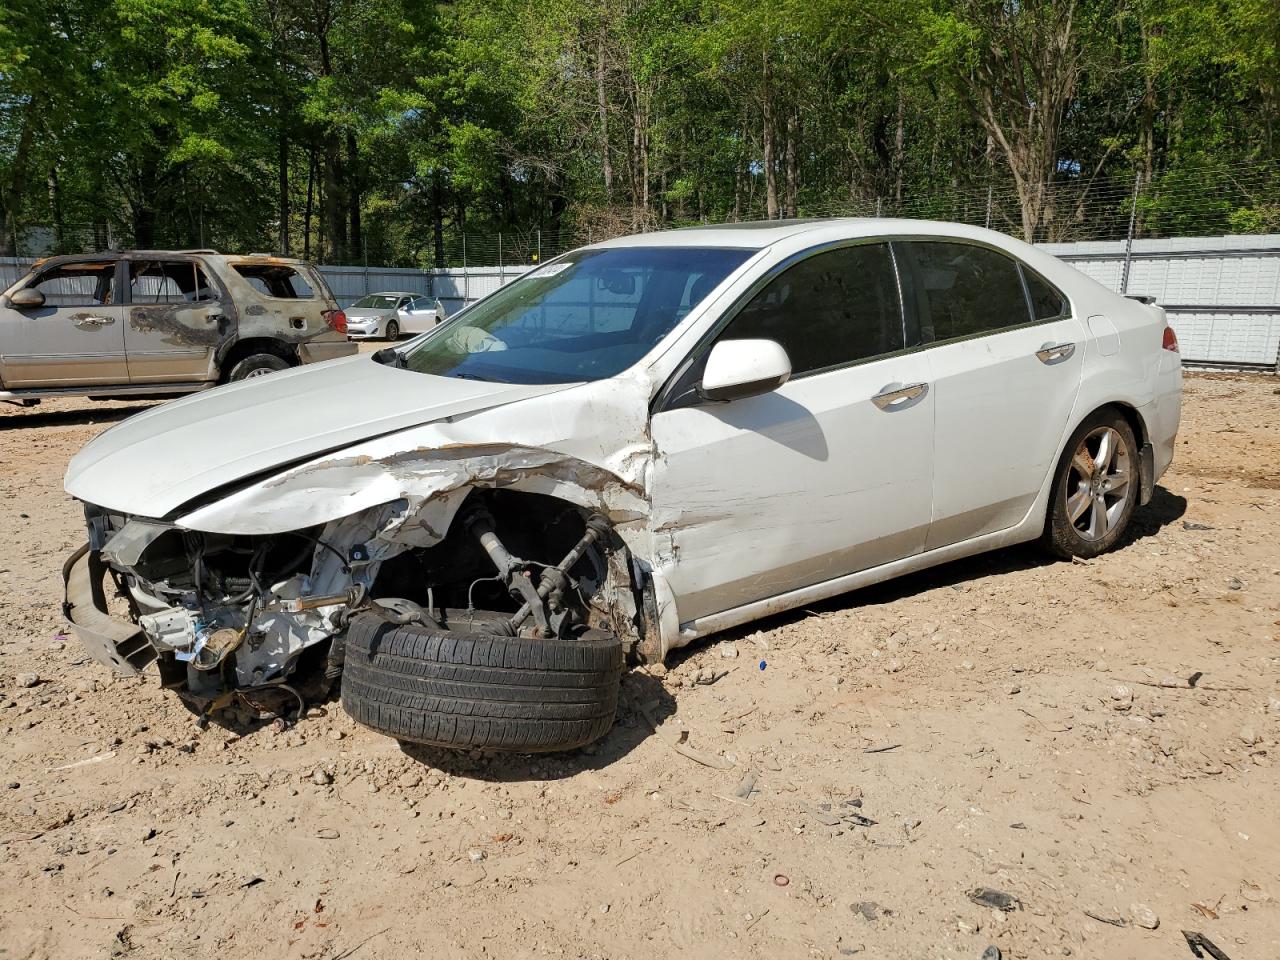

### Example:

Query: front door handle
xmin=871 ymin=381 xmax=929 ymax=410
xmin=1035 ymin=341 xmax=1075 ymax=364
xmin=73 ymin=314 xmax=115 ymax=329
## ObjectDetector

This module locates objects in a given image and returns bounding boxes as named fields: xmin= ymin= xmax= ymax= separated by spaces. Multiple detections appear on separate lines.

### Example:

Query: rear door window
xmin=29 ymin=262 xmax=117 ymax=306
xmin=897 ymin=241 xmax=1031 ymax=344
xmin=129 ymin=261 xmax=218 ymax=304
xmin=233 ymin=263 xmax=316 ymax=299
xmin=719 ymin=243 xmax=905 ymax=375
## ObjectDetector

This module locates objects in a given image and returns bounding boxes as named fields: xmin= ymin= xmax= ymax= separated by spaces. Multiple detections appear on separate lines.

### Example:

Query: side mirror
xmin=9 ymin=288 xmax=45 ymax=309
xmin=699 ymin=339 xmax=792 ymax=402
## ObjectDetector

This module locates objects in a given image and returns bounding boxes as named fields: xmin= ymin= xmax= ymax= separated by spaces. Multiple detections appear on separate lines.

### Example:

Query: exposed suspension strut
xmin=463 ymin=508 xmax=612 ymax=638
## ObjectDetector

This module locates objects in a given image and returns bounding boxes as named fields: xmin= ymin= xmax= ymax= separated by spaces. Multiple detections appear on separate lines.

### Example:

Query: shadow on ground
xmin=0 ymin=402 xmax=157 ymax=430
xmin=398 ymin=671 xmax=676 ymax=782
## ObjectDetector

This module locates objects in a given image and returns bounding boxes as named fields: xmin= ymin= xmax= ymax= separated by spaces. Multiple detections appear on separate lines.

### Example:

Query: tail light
xmin=1162 ymin=324 xmax=1179 ymax=353
xmin=324 ymin=309 xmax=347 ymax=335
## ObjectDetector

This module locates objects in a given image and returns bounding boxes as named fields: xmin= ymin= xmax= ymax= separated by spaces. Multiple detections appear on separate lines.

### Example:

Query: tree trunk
xmin=431 ymin=173 xmax=445 ymax=269
xmin=0 ymin=97 xmax=37 ymax=256
xmin=761 ymin=49 xmax=779 ymax=220
xmin=303 ymin=147 xmax=315 ymax=260
xmin=784 ymin=113 xmax=799 ymax=218
xmin=893 ymin=89 xmax=906 ymax=204
xmin=323 ymin=141 xmax=346 ymax=262
xmin=346 ymin=130 xmax=361 ymax=260
xmin=278 ymin=129 xmax=290 ymax=255
xmin=596 ymin=30 xmax=613 ymax=198
xmin=48 ymin=166 xmax=64 ymax=252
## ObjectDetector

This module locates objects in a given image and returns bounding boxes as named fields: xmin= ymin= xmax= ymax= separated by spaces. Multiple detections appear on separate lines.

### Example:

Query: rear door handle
xmin=73 ymin=315 xmax=115 ymax=329
xmin=871 ymin=381 xmax=929 ymax=410
xmin=1035 ymin=342 xmax=1075 ymax=364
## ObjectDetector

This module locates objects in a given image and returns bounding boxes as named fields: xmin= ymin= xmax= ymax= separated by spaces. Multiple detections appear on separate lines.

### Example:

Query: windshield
xmin=399 ymin=246 xmax=751 ymax=384
xmin=352 ymin=294 xmax=402 ymax=309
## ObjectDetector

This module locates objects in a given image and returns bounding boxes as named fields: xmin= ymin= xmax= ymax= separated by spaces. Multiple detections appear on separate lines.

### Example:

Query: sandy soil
xmin=1 ymin=373 xmax=1278 ymax=960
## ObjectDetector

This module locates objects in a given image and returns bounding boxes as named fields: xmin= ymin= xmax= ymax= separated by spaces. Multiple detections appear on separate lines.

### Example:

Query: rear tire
xmin=340 ymin=614 xmax=624 ymax=752
xmin=1042 ymin=409 xmax=1139 ymax=559
xmin=225 ymin=352 xmax=290 ymax=382
xmin=385 ymin=319 xmax=400 ymax=341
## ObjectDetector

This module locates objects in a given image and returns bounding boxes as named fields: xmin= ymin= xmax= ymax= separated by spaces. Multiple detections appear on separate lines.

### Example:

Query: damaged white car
xmin=63 ymin=219 xmax=1182 ymax=752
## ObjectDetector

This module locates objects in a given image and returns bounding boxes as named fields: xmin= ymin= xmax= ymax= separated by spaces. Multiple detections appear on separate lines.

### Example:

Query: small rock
xmin=1226 ymin=577 xmax=1245 ymax=591
xmin=15 ymin=673 xmax=38 ymax=688
xmin=397 ymin=772 xmax=422 ymax=789
xmin=1182 ymin=521 xmax=1214 ymax=531
xmin=468 ymin=848 xmax=486 ymax=863
xmin=316 ymin=828 xmax=341 ymax=840
xmin=6 ymin=781 xmax=19 ymax=789
xmin=140 ymin=827 xmax=156 ymax=842
xmin=310 ymin=768 xmax=331 ymax=786
xmin=886 ymin=658 xmax=904 ymax=674
xmin=647 ymin=663 xmax=668 ymax=677
xmin=1094 ymin=660 xmax=1109 ymax=672
xmin=851 ymin=901 xmax=880 ymax=921
xmin=1268 ymin=697 xmax=1280 ymax=716
xmin=1110 ymin=685 xmax=1133 ymax=711
xmin=1129 ymin=903 xmax=1159 ymax=929
xmin=967 ymin=888 xmax=1022 ymax=912
xmin=960 ymin=660 xmax=975 ymax=672
xmin=1005 ymin=684 xmax=1021 ymax=696
xmin=329 ymin=729 xmax=344 ymax=741
xmin=982 ymin=947 xmax=1003 ymax=960
xmin=719 ymin=643 xmax=739 ymax=659
xmin=599 ymin=903 xmax=610 ymax=914
xmin=1238 ymin=726 xmax=1261 ymax=746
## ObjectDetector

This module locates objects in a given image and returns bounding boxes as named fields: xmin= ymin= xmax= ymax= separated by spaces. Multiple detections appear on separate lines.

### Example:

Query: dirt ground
xmin=1 ymin=372 xmax=1278 ymax=960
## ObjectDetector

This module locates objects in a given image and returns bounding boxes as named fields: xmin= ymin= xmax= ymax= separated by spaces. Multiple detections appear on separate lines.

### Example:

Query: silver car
xmin=344 ymin=292 xmax=419 ymax=340
xmin=397 ymin=295 xmax=447 ymax=333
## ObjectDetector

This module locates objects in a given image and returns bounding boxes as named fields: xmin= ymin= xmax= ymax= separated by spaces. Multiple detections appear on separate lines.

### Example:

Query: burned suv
xmin=1 ymin=250 xmax=354 ymax=404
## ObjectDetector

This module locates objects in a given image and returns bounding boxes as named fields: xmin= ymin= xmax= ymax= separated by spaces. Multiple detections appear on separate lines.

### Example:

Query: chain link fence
xmin=6 ymin=160 xmax=1278 ymax=268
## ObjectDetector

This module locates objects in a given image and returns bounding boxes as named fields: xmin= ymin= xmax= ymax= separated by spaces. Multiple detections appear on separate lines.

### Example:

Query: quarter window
xmin=898 ymin=241 xmax=1030 ymax=343
xmin=1022 ymin=267 xmax=1069 ymax=320
xmin=719 ymin=243 xmax=904 ymax=375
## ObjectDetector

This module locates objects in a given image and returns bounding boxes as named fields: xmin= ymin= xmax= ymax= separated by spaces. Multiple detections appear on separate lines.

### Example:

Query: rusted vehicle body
xmin=0 ymin=250 xmax=354 ymax=403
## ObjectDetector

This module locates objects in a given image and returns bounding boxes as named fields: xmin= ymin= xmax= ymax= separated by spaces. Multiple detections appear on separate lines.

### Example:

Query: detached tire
xmin=340 ymin=614 xmax=624 ymax=752
xmin=225 ymin=352 xmax=290 ymax=382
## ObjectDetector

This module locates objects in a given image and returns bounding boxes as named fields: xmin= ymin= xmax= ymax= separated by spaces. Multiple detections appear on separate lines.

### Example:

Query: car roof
xmin=29 ymin=250 xmax=317 ymax=269
xmin=363 ymin=291 xmax=418 ymax=298
xmin=584 ymin=217 xmax=1012 ymax=251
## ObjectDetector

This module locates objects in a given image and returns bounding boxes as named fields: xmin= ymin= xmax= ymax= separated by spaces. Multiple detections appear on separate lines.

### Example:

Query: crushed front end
xmin=64 ymin=490 xmax=644 ymax=725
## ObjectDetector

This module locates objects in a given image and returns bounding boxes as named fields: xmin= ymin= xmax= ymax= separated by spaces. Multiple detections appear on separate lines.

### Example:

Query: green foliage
xmin=0 ymin=0 xmax=1274 ymax=260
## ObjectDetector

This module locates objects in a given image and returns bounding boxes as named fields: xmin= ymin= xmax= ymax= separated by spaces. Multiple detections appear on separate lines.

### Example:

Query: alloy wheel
xmin=1065 ymin=426 xmax=1131 ymax=541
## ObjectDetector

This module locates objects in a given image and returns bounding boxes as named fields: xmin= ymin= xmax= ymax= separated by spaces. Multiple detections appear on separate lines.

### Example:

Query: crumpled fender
xmin=177 ymin=374 xmax=657 ymax=537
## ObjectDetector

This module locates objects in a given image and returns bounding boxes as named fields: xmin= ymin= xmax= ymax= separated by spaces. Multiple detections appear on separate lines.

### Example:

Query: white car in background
xmin=61 ymin=219 xmax=1181 ymax=754
xmin=344 ymin=292 xmax=419 ymax=340
xmin=397 ymin=295 xmax=447 ymax=333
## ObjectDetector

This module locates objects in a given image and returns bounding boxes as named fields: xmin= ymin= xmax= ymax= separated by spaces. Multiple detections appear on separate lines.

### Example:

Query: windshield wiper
xmin=451 ymin=372 xmax=510 ymax=383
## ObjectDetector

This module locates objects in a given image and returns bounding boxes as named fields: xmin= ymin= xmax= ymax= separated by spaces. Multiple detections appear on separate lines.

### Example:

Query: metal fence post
xmin=462 ymin=233 xmax=469 ymax=305
xmin=985 ymin=186 xmax=993 ymax=230
xmin=537 ymin=229 xmax=542 ymax=263
xmin=498 ymin=232 xmax=504 ymax=282
xmin=1120 ymin=171 xmax=1142 ymax=294
xmin=875 ymin=197 xmax=882 ymax=218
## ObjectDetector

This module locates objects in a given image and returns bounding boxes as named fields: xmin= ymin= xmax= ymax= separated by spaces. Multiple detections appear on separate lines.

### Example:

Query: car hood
xmin=64 ymin=355 xmax=577 ymax=518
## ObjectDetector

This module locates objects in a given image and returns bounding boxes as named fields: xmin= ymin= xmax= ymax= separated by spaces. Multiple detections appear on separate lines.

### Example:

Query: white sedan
xmin=61 ymin=219 xmax=1181 ymax=752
